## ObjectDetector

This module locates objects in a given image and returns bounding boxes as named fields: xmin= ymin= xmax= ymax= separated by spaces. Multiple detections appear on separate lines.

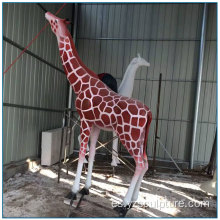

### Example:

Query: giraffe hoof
xmin=113 ymin=204 xmax=131 ymax=217
xmin=116 ymin=158 xmax=120 ymax=164
xmin=65 ymin=191 xmax=77 ymax=200
xmin=111 ymin=161 xmax=118 ymax=167
xmin=79 ymin=187 xmax=89 ymax=195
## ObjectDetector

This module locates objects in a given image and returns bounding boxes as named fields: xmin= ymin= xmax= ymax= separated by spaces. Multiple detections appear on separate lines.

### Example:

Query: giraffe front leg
xmin=114 ymin=165 xmax=144 ymax=217
xmin=71 ymin=121 xmax=92 ymax=194
xmin=78 ymin=134 xmax=89 ymax=164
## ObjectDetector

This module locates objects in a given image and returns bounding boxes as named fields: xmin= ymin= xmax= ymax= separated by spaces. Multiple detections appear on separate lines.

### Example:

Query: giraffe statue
xmin=45 ymin=12 xmax=152 ymax=216
xmin=111 ymin=54 xmax=150 ymax=166
xmin=82 ymin=56 xmax=150 ymax=166
xmin=82 ymin=72 xmax=118 ymax=164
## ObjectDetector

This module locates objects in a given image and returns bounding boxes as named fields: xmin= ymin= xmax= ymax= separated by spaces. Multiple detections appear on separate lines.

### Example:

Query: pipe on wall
xmin=67 ymin=3 xmax=79 ymax=109
xmin=3 ymin=36 xmax=65 ymax=75
xmin=190 ymin=3 xmax=208 ymax=169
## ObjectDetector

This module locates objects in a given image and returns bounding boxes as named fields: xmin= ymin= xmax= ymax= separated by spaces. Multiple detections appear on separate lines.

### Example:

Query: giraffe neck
xmin=58 ymin=33 xmax=98 ymax=95
xmin=118 ymin=63 xmax=139 ymax=97
xmin=57 ymin=32 xmax=98 ymax=79
xmin=58 ymin=35 xmax=94 ymax=95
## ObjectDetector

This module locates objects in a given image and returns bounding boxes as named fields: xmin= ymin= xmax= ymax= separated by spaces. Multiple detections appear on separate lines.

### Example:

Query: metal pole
xmin=66 ymin=4 xmax=79 ymax=161
xmin=152 ymin=73 xmax=162 ymax=169
xmin=190 ymin=3 xmax=208 ymax=169
xmin=67 ymin=3 xmax=78 ymax=110
xmin=58 ymin=112 xmax=66 ymax=183
xmin=3 ymin=36 xmax=65 ymax=74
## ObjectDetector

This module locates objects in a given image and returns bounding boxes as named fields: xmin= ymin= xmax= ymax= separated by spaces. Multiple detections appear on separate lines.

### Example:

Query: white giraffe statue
xmin=111 ymin=54 xmax=150 ymax=166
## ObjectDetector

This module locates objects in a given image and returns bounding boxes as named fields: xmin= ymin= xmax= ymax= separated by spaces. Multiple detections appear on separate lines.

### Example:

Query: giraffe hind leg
xmin=114 ymin=164 xmax=145 ymax=216
xmin=84 ymin=126 xmax=100 ymax=189
xmin=131 ymin=117 xmax=151 ymax=203
xmin=131 ymin=160 xmax=149 ymax=203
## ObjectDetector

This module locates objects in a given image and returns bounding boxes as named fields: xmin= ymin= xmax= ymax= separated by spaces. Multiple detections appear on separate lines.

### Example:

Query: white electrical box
xmin=41 ymin=127 xmax=74 ymax=166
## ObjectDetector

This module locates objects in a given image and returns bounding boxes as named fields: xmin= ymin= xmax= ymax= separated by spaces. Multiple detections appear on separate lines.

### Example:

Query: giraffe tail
xmin=143 ymin=111 xmax=152 ymax=161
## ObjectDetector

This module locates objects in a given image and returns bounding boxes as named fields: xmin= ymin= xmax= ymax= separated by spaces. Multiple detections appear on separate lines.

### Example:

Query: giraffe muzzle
xmin=45 ymin=12 xmax=56 ymax=22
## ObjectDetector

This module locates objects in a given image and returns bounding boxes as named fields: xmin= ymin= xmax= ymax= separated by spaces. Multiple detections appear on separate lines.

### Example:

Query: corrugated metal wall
xmin=3 ymin=3 xmax=73 ymax=164
xmin=75 ymin=3 xmax=217 ymax=165
xmin=3 ymin=3 xmax=216 ymax=166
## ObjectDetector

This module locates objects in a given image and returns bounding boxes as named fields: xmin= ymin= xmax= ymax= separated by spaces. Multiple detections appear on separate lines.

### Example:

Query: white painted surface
xmin=41 ymin=127 xmax=74 ymax=166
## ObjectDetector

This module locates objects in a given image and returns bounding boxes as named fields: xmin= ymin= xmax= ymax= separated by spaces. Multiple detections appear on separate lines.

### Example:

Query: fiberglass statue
xmin=111 ymin=54 xmax=150 ymax=166
xmin=45 ymin=12 xmax=152 ymax=217
xmin=83 ymin=55 xmax=150 ymax=165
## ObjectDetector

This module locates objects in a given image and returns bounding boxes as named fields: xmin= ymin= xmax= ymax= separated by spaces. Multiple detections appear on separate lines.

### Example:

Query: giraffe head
xmin=45 ymin=12 xmax=71 ymax=39
xmin=131 ymin=54 xmax=150 ymax=67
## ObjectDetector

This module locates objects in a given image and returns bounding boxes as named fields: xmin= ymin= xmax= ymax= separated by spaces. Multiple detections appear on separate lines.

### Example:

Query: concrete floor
xmin=3 ymin=162 xmax=217 ymax=217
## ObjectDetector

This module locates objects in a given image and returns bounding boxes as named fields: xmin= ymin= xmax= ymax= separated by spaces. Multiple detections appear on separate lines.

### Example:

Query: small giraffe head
xmin=45 ymin=12 xmax=70 ymax=39
xmin=131 ymin=54 xmax=150 ymax=67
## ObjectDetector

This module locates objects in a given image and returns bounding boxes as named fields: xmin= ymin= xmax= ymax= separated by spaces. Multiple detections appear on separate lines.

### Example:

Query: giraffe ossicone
xmin=45 ymin=12 xmax=152 ymax=214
